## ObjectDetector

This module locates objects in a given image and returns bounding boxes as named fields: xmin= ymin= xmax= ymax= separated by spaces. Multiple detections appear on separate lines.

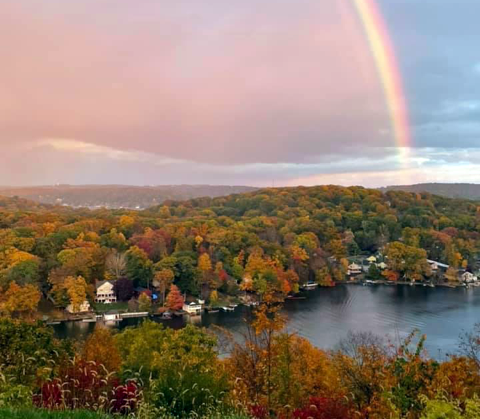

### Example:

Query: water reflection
xmin=53 ymin=285 xmax=480 ymax=357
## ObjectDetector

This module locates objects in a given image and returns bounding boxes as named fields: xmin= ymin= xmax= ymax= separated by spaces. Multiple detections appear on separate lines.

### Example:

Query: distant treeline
xmin=0 ymin=184 xmax=257 ymax=209
xmin=380 ymin=182 xmax=480 ymax=200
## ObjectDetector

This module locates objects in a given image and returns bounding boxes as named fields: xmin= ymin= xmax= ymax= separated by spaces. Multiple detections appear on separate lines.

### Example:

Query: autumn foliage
xmin=2 ymin=187 xmax=480 ymax=416
xmin=165 ymin=284 xmax=184 ymax=311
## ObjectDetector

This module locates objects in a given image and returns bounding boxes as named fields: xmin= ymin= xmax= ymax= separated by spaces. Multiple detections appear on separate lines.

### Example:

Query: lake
xmin=53 ymin=284 xmax=480 ymax=357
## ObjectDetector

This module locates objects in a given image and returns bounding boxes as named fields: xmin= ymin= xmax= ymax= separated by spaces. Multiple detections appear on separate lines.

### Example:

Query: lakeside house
xmin=95 ymin=280 xmax=117 ymax=304
xmin=347 ymin=263 xmax=362 ymax=276
xmin=460 ymin=271 xmax=478 ymax=283
xmin=66 ymin=300 xmax=91 ymax=314
xmin=183 ymin=301 xmax=203 ymax=315
xmin=377 ymin=262 xmax=387 ymax=270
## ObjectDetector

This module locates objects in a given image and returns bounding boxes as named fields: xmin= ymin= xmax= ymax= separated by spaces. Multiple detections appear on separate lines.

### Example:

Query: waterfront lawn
xmin=93 ymin=302 xmax=128 ymax=313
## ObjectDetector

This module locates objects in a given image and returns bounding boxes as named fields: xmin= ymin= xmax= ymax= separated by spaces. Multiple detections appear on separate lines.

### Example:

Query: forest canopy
xmin=1 ymin=185 xmax=480 ymax=316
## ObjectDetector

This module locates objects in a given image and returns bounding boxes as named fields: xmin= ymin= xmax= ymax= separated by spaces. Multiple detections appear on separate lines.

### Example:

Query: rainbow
xmin=351 ymin=0 xmax=412 ymax=158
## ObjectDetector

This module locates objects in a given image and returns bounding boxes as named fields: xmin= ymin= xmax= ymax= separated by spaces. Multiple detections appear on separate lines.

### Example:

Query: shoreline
xmin=342 ymin=279 xmax=475 ymax=289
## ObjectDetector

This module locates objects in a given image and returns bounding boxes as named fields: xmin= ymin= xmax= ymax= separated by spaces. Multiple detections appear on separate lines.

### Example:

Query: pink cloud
xmin=0 ymin=0 xmax=390 ymax=167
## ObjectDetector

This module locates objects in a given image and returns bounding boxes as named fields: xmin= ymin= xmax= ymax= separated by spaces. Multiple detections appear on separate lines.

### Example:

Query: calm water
xmin=54 ymin=284 xmax=480 ymax=357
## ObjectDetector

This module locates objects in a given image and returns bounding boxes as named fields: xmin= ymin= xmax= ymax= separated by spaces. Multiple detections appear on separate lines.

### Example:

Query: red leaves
xmin=34 ymin=359 xmax=140 ymax=414
xmin=249 ymin=404 xmax=269 ymax=419
xmin=110 ymin=380 xmax=139 ymax=414
xmin=293 ymin=397 xmax=352 ymax=419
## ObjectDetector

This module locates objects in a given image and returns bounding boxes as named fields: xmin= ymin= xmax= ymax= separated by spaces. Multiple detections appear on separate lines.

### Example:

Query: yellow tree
xmin=1 ymin=282 xmax=41 ymax=318
xmin=83 ymin=327 xmax=122 ymax=372
xmin=445 ymin=267 xmax=459 ymax=282
xmin=64 ymin=275 xmax=88 ymax=312
xmin=119 ymin=215 xmax=135 ymax=229
xmin=154 ymin=268 xmax=175 ymax=305
xmin=198 ymin=253 xmax=212 ymax=272
xmin=194 ymin=235 xmax=204 ymax=249
xmin=198 ymin=253 xmax=213 ymax=298
xmin=240 ymin=273 xmax=254 ymax=292
xmin=245 ymin=250 xmax=269 ymax=279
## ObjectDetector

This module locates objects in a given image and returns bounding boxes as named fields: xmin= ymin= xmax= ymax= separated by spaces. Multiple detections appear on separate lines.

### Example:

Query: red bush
xmin=249 ymin=404 xmax=269 ymax=419
xmin=293 ymin=397 xmax=351 ymax=419
xmin=34 ymin=359 xmax=140 ymax=414
xmin=109 ymin=380 xmax=139 ymax=414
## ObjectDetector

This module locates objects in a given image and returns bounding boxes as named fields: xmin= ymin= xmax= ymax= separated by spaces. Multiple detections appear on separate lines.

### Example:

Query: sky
xmin=0 ymin=0 xmax=479 ymax=188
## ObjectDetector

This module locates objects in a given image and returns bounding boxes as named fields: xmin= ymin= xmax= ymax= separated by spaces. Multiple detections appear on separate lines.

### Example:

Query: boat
xmin=221 ymin=306 xmax=235 ymax=312
xmin=205 ymin=306 xmax=220 ymax=313
xmin=206 ymin=308 xmax=220 ymax=313
xmin=286 ymin=295 xmax=306 ymax=300
xmin=302 ymin=282 xmax=318 ymax=290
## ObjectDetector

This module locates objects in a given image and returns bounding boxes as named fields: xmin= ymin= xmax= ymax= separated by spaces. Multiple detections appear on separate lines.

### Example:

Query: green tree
xmin=116 ymin=321 xmax=228 ymax=416
xmin=138 ymin=292 xmax=152 ymax=312
xmin=125 ymin=245 xmax=153 ymax=287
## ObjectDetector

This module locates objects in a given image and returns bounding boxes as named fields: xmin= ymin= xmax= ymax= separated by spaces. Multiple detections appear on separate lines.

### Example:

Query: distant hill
xmin=379 ymin=183 xmax=480 ymax=201
xmin=0 ymin=195 xmax=52 ymax=212
xmin=0 ymin=185 xmax=258 ymax=209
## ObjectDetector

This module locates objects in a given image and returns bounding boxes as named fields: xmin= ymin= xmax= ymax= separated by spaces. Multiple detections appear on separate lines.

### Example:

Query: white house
xmin=95 ymin=280 xmax=117 ymax=304
xmin=347 ymin=263 xmax=362 ymax=276
xmin=66 ymin=300 xmax=91 ymax=314
xmin=461 ymin=272 xmax=478 ymax=283
xmin=183 ymin=302 xmax=203 ymax=315
xmin=377 ymin=262 xmax=387 ymax=270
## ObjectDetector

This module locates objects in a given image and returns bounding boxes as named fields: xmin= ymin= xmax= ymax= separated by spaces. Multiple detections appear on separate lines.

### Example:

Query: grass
xmin=93 ymin=302 xmax=129 ymax=313
xmin=0 ymin=409 xmax=111 ymax=419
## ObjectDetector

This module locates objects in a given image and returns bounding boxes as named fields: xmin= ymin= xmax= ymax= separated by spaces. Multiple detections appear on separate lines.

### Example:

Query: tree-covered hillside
xmin=1 ymin=185 xmax=480 ymax=319
xmin=380 ymin=183 xmax=480 ymax=200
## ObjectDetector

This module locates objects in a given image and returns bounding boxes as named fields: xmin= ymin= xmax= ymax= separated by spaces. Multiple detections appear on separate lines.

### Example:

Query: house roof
xmin=427 ymin=259 xmax=449 ymax=269
xmin=96 ymin=280 xmax=114 ymax=289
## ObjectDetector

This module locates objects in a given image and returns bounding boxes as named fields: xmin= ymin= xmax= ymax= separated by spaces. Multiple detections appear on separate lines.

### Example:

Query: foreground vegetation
xmin=2 ymin=296 xmax=480 ymax=418
xmin=0 ymin=409 xmax=111 ymax=419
